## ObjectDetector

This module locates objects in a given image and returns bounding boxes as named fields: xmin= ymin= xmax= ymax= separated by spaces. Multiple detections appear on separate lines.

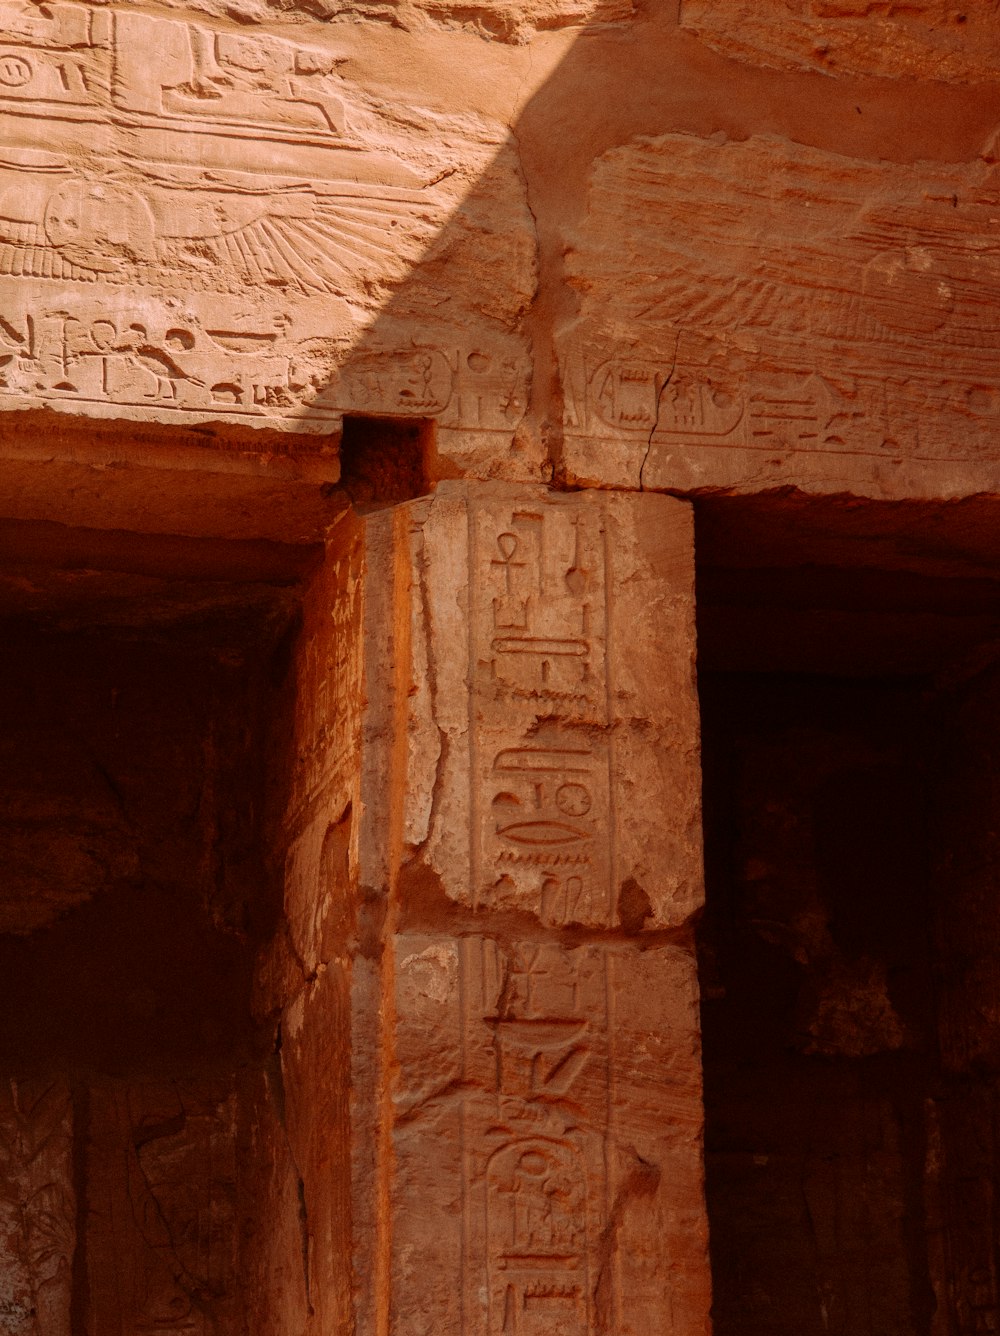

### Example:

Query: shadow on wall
xmin=1 ymin=0 xmax=998 ymax=494
xmin=277 ymin=0 xmax=1000 ymax=496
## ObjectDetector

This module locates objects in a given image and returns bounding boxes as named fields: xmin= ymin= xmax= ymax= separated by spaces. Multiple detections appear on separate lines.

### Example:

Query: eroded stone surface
xmin=562 ymin=131 xmax=1000 ymax=498
xmin=402 ymin=484 xmax=702 ymax=930
xmin=0 ymin=1081 xmax=73 ymax=1336
xmin=680 ymin=0 xmax=1000 ymax=82
xmin=392 ymin=934 xmax=711 ymax=1336
xmin=157 ymin=0 xmax=635 ymax=43
xmin=86 ymin=1081 xmax=241 ymax=1336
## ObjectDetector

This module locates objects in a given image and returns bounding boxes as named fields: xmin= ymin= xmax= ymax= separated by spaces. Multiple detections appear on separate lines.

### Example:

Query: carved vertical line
xmin=70 ymin=1082 xmax=89 ymax=1336
xmin=601 ymin=503 xmax=617 ymax=923
xmin=458 ymin=938 xmax=469 ymax=1336
xmin=468 ymin=499 xmax=481 ymax=911
xmin=376 ymin=505 xmax=417 ymax=1336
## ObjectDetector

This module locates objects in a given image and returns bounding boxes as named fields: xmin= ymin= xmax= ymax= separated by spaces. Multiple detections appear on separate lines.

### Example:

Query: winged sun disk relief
xmin=0 ymin=175 xmax=442 ymax=294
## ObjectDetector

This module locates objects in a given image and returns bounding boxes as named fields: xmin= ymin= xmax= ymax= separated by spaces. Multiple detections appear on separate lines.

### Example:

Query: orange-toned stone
xmin=562 ymin=131 xmax=1000 ymax=500
xmin=399 ymin=484 xmax=702 ymax=930
xmin=680 ymin=0 xmax=1000 ymax=82
xmin=0 ymin=1080 xmax=74 ymax=1336
xmin=392 ymin=933 xmax=711 ymax=1336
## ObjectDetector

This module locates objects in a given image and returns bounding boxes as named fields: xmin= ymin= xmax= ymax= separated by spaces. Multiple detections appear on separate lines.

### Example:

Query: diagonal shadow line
xmin=286 ymin=0 xmax=1000 ymax=493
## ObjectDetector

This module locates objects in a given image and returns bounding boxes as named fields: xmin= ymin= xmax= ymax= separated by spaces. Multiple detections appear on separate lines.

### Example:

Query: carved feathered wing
xmin=163 ymin=188 xmax=442 ymax=294
xmin=0 ymin=183 xmax=443 ymax=293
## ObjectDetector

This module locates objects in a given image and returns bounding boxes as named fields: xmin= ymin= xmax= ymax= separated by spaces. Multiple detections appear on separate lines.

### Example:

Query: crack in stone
xmin=639 ymin=334 xmax=680 ymax=491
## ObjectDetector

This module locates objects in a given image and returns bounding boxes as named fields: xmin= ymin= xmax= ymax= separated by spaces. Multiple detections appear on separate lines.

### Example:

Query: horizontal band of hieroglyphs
xmin=0 ymin=301 xmax=525 ymax=428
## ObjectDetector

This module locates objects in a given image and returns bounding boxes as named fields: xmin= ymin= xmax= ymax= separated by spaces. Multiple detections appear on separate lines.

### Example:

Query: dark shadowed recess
xmin=0 ymin=521 xmax=308 ymax=1077
xmin=696 ymin=494 xmax=1000 ymax=1336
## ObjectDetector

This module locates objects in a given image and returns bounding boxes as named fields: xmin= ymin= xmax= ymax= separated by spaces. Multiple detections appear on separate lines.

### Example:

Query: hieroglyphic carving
xmin=0 ymin=1080 xmax=74 ymax=1336
xmin=0 ymin=3 xmax=532 ymax=440
xmin=470 ymin=501 xmax=613 ymax=924
xmin=86 ymin=1081 xmax=239 ymax=1336
xmin=460 ymin=939 xmax=609 ymax=1336
xmin=562 ymin=132 xmax=1000 ymax=485
xmin=0 ymin=5 xmax=439 ymax=288
xmin=0 ymin=289 xmax=524 ymax=433
xmin=393 ymin=935 xmax=707 ymax=1336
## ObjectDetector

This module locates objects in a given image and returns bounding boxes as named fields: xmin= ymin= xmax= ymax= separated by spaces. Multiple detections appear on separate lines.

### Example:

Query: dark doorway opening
xmin=0 ymin=511 xmax=312 ymax=1335
xmin=696 ymin=495 xmax=1000 ymax=1336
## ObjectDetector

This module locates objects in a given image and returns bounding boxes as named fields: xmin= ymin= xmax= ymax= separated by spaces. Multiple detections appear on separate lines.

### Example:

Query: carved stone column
xmin=358 ymin=484 xmax=711 ymax=1336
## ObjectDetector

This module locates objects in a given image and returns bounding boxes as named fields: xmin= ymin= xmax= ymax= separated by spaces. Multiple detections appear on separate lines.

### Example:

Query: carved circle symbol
xmin=0 ymin=55 xmax=31 ymax=87
xmin=89 ymin=321 xmax=117 ymax=352
xmin=555 ymin=783 xmax=591 ymax=817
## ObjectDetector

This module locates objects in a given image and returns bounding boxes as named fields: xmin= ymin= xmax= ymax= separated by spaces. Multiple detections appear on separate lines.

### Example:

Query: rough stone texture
xmin=248 ymin=514 xmax=365 ymax=1336
xmin=399 ymin=484 xmax=702 ymax=930
xmin=9 ymin=0 xmax=1000 ymax=1331
xmin=392 ymin=934 xmax=710 ymax=1336
xmin=85 ymin=1080 xmax=242 ymax=1336
xmin=161 ymin=0 xmax=635 ymax=43
xmin=562 ymin=130 xmax=1000 ymax=499
xmin=0 ymin=1081 xmax=73 ymax=1336
xmin=680 ymin=0 xmax=1000 ymax=82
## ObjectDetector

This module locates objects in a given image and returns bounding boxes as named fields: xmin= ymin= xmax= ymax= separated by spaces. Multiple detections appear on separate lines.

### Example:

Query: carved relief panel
xmin=561 ymin=132 xmax=1000 ymax=496
xmin=406 ymin=485 xmax=702 ymax=931
xmin=0 ymin=1080 xmax=74 ymax=1336
xmin=392 ymin=935 xmax=711 ymax=1336
xmin=473 ymin=503 xmax=614 ymax=924
xmin=0 ymin=2 xmax=533 ymax=455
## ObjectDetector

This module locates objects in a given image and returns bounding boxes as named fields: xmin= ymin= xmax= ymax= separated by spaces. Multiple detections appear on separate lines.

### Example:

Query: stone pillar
xmin=359 ymin=483 xmax=710 ymax=1336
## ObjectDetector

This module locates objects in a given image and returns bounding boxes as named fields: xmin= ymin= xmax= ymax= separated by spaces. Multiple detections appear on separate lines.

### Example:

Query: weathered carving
xmin=0 ymin=1080 xmax=74 ymax=1336
xmin=118 ymin=0 xmax=636 ymax=45
xmin=86 ymin=1081 xmax=239 ymax=1336
xmin=0 ymin=2 xmax=533 ymax=442
xmin=472 ymin=503 xmax=613 ymax=924
xmin=0 ymin=289 xmax=525 ymax=434
xmin=409 ymin=487 xmax=702 ymax=930
xmin=392 ymin=935 xmax=710 ymax=1336
xmin=562 ymin=132 xmax=1000 ymax=492
xmin=464 ymin=939 xmax=609 ymax=1336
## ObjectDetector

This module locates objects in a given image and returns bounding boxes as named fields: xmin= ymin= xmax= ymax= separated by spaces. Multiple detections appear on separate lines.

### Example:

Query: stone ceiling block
xmin=0 ymin=1 xmax=535 ymax=473
xmin=561 ymin=130 xmax=1000 ymax=499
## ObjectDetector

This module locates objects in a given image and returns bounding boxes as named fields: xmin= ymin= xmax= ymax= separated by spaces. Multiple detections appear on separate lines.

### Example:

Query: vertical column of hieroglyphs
xmin=390 ymin=486 xmax=710 ymax=1336
xmin=469 ymin=495 xmax=613 ymax=925
xmin=458 ymin=936 xmax=611 ymax=1336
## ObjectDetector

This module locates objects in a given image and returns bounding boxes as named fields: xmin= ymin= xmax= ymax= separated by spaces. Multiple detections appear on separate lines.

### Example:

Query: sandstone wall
xmin=3 ymin=0 xmax=999 ymax=499
xmin=3 ymin=0 xmax=1000 ymax=1333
